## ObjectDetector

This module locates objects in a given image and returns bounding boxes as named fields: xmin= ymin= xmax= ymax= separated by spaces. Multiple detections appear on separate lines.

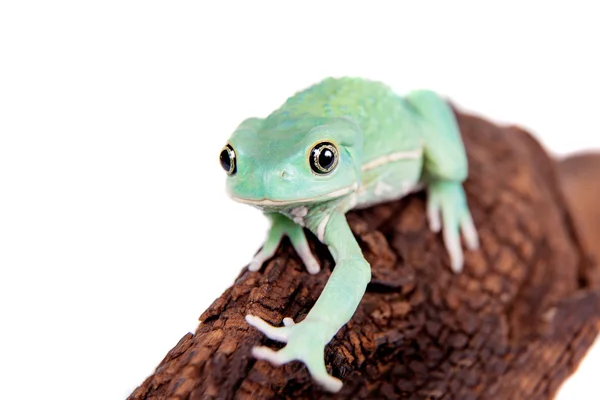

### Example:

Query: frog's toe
xmin=248 ymin=259 xmax=262 ymax=272
xmin=252 ymin=345 xmax=295 ymax=366
xmin=294 ymin=242 xmax=321 ymax=274
xmin=248 ymin=252 xmax=269 ymax=272
xmin=427 ymin=200 xmax=442 ymax=233
xmin=245 ymin=315 xmax=290 ymax=342
xmin=252 ymin=343 xmax=342 ymax=393
xmin=449 ymin=247 xmax=464 ymax=273
xmin=313 ymin=372 xmax=343 ymax=393
xmin=442 ymin=223 xmax=464 ymax=273
xmin=302 ymin=348 xmax=343 ymax=393
xmin=304 ymin=257 xmax=321 ymax=275
xmin=461 ymin=212 xmax=479 ymax=250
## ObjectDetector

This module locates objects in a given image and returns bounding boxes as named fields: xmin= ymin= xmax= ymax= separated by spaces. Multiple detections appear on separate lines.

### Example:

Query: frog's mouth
xmin=231 ymin=182 xmax=358 ymax=207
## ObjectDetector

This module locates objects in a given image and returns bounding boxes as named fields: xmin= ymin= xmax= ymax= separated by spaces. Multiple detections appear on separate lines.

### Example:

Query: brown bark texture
xmin=129 ymin=112 xmax=600 ymax=400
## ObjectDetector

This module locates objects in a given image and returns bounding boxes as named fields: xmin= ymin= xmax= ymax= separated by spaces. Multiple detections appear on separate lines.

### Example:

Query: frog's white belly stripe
xmin=361 ymin=148 xmax=423 ymax=172
xmin=231 ymin=182 xmax=359 ymax=206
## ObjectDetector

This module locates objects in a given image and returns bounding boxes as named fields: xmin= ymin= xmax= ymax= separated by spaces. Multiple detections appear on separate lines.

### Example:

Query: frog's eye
xmin=220 ymin=144 xmax=237 ymax=175
xmin=309 ymin=141 xmax=339 ymax=175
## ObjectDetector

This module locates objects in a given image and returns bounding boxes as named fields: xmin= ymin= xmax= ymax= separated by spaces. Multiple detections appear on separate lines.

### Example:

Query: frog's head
xmin=220 ymin=115 xmax=362 ymax=209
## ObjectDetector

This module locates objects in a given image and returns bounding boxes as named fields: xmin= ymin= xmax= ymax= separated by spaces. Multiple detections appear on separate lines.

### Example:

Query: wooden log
xmin=128 ymin=111 xmax=600 ymax=400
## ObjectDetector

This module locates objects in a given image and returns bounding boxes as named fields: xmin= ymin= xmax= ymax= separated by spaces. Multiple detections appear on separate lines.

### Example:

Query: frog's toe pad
xmin=313 ymin=373 xmax=343 ymax=393
xmin=427 ymin=204 xmax=442 ymax=233
xmin=295 ymin=245 xmax=321 ymax=274
xmin=248 ymin=260 xmax=262 ymax=271
xmin=304 ymin=258 xmax=321 ymax=275
xmin=439 ymin=219 xmax=462 ymax=274
xmin=461 ymin=213 xmax=479 ymax=250
xmin=447 ymin=242 xmax=464 ymax=274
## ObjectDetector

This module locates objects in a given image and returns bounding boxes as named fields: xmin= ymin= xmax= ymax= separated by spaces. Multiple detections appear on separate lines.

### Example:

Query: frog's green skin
xmin=222 ymin=77 xmax=478 ymax=392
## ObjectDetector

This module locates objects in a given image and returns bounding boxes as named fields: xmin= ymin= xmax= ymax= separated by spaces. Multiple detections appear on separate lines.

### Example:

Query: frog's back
xmin=271 ymin=77 xmax=399 ymax=131
xmin=267 ymin=77 xmax=421 ymax=161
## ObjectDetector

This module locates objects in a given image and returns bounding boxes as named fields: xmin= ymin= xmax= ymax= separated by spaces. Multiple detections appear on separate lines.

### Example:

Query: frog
xmin=219 ymin=77 xmax=479 ymax=392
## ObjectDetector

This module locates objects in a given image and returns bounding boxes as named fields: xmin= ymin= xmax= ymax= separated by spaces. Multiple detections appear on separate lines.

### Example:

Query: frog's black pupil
xmin=220 ymin=149 xmax=231 ymax=172
xmin=319 ymin=149 xmax=334 ymax=169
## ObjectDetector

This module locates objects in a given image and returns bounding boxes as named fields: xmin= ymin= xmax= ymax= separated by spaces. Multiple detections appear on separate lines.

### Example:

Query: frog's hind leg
xmin=406 ymin=90 xmax=479 ymax=272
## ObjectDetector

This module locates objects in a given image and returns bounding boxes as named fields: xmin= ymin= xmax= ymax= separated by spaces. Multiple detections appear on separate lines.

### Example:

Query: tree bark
xmin=128 ymin=111 xmax=600 ymax=400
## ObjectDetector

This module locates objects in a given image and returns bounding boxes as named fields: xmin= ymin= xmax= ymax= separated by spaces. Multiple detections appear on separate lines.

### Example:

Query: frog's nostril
xmin=277 ymin=169 xmax=293 ymax=182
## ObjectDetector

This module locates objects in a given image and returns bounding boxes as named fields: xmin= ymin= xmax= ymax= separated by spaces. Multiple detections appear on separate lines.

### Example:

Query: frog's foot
xmin=250 ymin=213 xmax=321 ymax=274
xmin=245 ymin=315 xmax=342 ymax=393
xmin=249 ymin=234 xmax=320 ymax=274
xmin=427 ymin=181 xmax=479 ymax=273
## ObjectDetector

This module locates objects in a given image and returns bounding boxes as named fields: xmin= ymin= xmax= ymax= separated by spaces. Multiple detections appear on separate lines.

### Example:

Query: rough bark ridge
xmin=129 ymin=112 xmax=600 ymax=400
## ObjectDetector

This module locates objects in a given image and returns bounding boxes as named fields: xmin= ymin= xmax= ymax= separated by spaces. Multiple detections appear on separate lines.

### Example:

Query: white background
xmin=1 ymin=2 xmax=599 ymax=399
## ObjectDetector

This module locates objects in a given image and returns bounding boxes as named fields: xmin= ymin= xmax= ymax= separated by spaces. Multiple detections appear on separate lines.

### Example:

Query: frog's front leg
xmin=249 ymin=212 xmax=320 ymax=274
xmin=246 ymin=212 xmax=371 ymax=392
xmin=406 ymin=90 xmax=479 ymax=272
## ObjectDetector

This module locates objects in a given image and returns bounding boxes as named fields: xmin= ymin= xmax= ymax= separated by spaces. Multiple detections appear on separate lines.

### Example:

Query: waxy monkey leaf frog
xmin=219 ymin=77 xmax=478 ymax=392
